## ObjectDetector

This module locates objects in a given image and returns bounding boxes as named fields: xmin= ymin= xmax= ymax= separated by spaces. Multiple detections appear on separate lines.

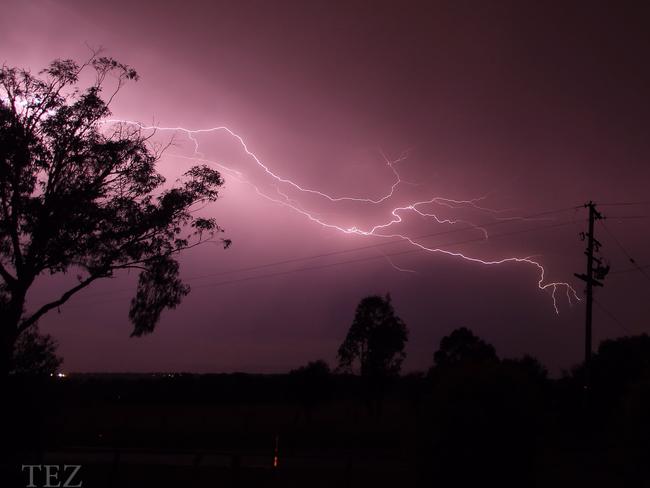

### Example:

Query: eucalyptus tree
xmin=0 ymin=55 xmax=230 ymax=374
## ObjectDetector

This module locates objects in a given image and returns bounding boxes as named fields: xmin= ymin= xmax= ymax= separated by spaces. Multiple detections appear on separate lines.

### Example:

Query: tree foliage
xmin=422 ymin=328 xmax=546 ymax=487
xmin=337 ymin=294 xmax=408 ymax=377
xmin=0 ymin=54 xmax=228 ymax=373
xmin=11 ymin=325 xmax=62 ymax=375
xmin=432 ymin=326 xmax=498 ymax=369
xmin=289 ymin=360 xmax=332 ymax=416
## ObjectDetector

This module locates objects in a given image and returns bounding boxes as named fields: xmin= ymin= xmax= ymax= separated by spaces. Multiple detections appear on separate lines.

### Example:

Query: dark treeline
xmin=5 ymin=326 xmax=650 ymax=487
xmin=3 ymin=294 xmax=650 ymax=487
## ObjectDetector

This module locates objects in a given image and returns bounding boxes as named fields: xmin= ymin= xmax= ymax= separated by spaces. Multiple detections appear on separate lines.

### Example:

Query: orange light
xmin=273 ymin=434 xmax=279 ymax=468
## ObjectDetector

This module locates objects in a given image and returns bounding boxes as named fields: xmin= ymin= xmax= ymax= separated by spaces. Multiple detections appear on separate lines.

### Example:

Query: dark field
xmin=3 ymin=371 xmax=649 ymax=487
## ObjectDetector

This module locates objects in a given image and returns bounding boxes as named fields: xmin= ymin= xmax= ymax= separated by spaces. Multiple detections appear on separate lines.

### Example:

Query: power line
xmin=610 ymin=263 xmax=650 ymax=275
xmin=78 ymin=205 xmax=583 ymax=301
xmin=183 ymin=205 xmax=582 ymax=282
xmin=593 ymin=298 xmax=633 ymax=335
xmin=191 ymin=221 xmax=578 ymax=290
xmin=603 ymin=215 xmax=650 ymax=220
xmin=599 ymin=201 xmax=650 ymax=207
xmin=37 ymin=205 xmax=650 ymax=311
xmin=68 ymin=219 xmax=581 ymax=308
xmin=599 ymin=219 xmax=650 ymax=284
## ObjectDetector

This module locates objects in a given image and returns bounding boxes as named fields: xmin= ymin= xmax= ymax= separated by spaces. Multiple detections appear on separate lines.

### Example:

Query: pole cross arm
xmin=574 ymin=273 xmax=604 ymax=287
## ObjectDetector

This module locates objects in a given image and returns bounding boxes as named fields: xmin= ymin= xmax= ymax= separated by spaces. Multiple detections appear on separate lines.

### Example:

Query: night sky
xmin=2 ymin=1 xmax=649 ymax=374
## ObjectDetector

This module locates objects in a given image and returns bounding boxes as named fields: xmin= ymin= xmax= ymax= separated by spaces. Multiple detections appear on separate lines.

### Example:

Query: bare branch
xmin=18 ymin=272 xmax=106 ymax=332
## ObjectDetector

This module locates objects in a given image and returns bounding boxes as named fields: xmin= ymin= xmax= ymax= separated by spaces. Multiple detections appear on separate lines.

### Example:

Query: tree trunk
xmin=0 ymin=294 xmax=25 ymax=376
xmin=0 ymin=322 xmax=18 ymax=376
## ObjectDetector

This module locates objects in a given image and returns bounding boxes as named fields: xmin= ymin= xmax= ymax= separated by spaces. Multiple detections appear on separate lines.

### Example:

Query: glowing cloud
xmin=105 ymin=119 xmax=580 ymax=313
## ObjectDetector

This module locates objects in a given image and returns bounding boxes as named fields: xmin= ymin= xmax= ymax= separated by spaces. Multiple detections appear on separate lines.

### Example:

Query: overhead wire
xmin=67 ymin=217 xmax=583 ymax=308
xmin=40 ymin=204 xmax=650 ymax=311
xmin=593 ymin=298 xmax=633 ymax=335
xmin=598 ymin=219 xmax=650 ymax=284
xmin=77 ymin=204 xmax=583 ymax=301
xmin=599 ymin=201 xmax=650 ymax=207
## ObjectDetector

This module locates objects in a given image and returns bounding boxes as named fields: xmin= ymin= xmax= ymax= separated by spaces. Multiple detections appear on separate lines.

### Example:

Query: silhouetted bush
xmin=289 ymin=360 xmax=332 ymax=418
xmin=418 ymin=327 xmax=547 ymax=487
xmin=11 ymin=325 xmax=62 ymax=376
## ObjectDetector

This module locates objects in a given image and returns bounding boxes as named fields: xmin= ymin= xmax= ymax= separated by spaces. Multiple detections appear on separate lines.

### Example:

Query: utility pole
xmin=574 ymin=201 xmax=607 ymax=389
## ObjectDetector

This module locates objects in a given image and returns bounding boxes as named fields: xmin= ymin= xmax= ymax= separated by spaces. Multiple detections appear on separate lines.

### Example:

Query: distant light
xmin=273 ymin=434 xmax=279 ymax=468
xmin=57 ymin=372 xmax=67 ymax=378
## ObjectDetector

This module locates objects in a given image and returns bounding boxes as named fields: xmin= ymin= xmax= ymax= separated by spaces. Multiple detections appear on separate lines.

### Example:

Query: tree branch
xmin=18 ymin=236 xmax=210 ymax=333
xmin=18 ymin=273 xmax=105 ymax=333
xmin=0 ymin=261 xmax=17 ymax=288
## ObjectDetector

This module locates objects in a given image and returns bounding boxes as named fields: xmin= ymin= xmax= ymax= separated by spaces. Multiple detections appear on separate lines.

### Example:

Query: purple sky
xmin=2 ymin=1 xmax=650 ymax=374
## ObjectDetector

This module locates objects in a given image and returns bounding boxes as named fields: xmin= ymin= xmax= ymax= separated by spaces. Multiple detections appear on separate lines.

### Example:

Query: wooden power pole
xmin=574 ymin=201 xmax=606 ymax=389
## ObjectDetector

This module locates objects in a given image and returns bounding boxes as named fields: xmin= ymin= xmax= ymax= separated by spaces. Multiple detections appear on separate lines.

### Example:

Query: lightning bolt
xmin=104 ymin=119 xmax=580 ymax=313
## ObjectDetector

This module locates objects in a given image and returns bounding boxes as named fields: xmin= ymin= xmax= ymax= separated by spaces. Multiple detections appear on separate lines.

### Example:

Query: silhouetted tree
xmin=502 ymin=354 xmax=548 ymax=384
xmin=337 ymin=294 xmax=407 ymax=415
xmin=0 ymin=54 xmax=229 ymax=375
xmin=289 ymin=360 xmax=332 ymax=420
xmin=432 ymin=326 xmax=498 ymax=370
xmin=588 ymin=333 xmax=650 ymax=398
xmin=565 ymin=334 xmax=650 ymax=482
xmin=570 ymin=333 xmax=650 ymax=417
xmin=290 ymin=358 xmax=330 ymax=377
xmin=337 ymin=294 xmax=408 ymax=377
xmin=11 ymin=325 xmax=62 ymax=375
xmin=419 ymin=328 xmax=547 ymax=487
